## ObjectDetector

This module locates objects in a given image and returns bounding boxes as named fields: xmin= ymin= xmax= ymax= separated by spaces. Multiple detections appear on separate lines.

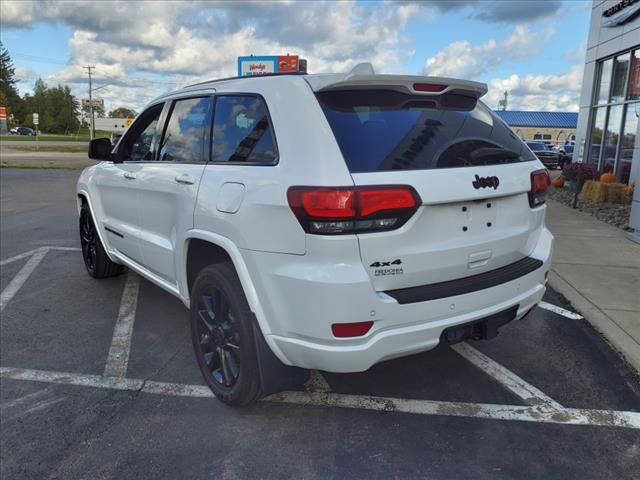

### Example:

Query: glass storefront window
xmin=597 ymin=58 xmax=613 ymax=104
xmin=629 ymin=50 xmax=640 ymax=101
xmin=610 ymin=53 xmax=630 ymax=103
xmin=589 ymin=51 xmax=638 ymax=183
xmin=618 ymin=102 xmax=639 ymax=184
xmin=601 ymin=105 xmax=623 ymax=173
xmin=589 ymin=107 xmax=606 ymax=165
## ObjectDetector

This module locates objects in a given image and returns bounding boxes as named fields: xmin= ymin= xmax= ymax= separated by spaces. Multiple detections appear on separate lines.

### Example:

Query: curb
xmin=548 ymin=270 xmax=640 ymax=374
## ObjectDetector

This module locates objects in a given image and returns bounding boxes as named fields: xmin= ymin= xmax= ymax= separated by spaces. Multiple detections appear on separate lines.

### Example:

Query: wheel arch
xmin=76 ymin=190 xmax=117 ymax=263
xmin=182 ymin=231 xmax=277 ymax=342
xmin=181 ymin=229 xmax=298 ymax=376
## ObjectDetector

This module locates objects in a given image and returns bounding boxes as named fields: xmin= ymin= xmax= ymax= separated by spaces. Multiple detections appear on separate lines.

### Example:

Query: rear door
xmin=134 ymin=96 xmax=213 ymax=285
xmin=316 ymin=88 xmax=544 ymax=292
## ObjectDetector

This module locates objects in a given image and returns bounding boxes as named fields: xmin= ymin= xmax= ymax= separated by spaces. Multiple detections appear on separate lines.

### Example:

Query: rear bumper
xmin=243 ymin=227 xmax=553 ymax=373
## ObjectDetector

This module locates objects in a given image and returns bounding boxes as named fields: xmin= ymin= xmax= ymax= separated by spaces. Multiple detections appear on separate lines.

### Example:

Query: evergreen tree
xmin=0 ymin=41 xmax=22 ymax=126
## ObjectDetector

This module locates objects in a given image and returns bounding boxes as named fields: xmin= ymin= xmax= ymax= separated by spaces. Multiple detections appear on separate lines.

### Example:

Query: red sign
xmin=0 ymin=107 xmax=6 ymax=120
xmin=277 ymin=55 xmax=299 ymax=73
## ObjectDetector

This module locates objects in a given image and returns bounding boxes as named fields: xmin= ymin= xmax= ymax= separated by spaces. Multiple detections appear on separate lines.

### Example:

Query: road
xmin=1 ymin=168 xmax=639 ymax=480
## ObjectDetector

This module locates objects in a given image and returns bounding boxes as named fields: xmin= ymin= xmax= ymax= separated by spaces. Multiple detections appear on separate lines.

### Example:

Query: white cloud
xmin=423 ymin=25 xmax=554 ymax=78
xmin=2 ymin=0 xmax=581 ymax=114
xmin=484 ymin=65 xmax=584 ymax=111
xmin=3 ymin=0 xmax=419 ymax=110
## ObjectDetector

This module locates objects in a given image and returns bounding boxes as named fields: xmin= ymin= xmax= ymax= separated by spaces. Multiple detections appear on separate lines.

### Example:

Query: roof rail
xmin=182 ymin=71 xmax=308 ymax=89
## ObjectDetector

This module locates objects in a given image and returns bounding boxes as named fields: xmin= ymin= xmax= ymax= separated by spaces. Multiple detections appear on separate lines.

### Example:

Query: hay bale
xmin=580 ymin=180 xmax=627 ymax=204
xmin=580 ymin=180 xmax=598 ymax=201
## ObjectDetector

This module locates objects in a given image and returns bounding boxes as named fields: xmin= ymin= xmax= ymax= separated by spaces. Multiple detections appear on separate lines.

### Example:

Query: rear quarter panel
xmin=194 ymin=76 xmax=355 ymax=255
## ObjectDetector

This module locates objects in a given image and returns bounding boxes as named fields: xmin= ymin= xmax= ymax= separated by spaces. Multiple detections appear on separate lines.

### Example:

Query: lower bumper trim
xmin=385 ymin=256 xmax=543 ymax=304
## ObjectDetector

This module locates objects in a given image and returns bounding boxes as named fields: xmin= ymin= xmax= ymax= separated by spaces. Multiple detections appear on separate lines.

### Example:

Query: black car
xmin=526 ymin=142 xmax=561 ymax=169
xmin=17 ymin=127 xmax=36 ymax=136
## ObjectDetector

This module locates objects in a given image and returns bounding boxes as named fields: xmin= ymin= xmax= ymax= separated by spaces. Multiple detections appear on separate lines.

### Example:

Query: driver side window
xmin=119 ymin=104 xmax=163 ymax=162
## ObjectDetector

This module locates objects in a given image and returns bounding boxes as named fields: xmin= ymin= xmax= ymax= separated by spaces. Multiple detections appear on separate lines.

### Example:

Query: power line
xmin=10 ymin=52 xmax=70 ymax=65
xmin=9 ymin=51 xmax=189 ymax=88
xmin=92 ymin=68 xmax=179 ymax=87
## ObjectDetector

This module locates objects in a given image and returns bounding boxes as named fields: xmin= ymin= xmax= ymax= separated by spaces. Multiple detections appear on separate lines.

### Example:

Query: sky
xmin=0 ymin=0 xmax=592 ymax=113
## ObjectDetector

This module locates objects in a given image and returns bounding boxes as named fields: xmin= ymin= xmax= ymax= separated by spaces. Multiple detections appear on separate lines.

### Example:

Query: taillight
xmin=529 ymin=169 xmax=550 ymax=208
xmin=287 ymin=185 xmax=421 ymax=235
xmin=413 ymin=83 xmax=447 ymax=92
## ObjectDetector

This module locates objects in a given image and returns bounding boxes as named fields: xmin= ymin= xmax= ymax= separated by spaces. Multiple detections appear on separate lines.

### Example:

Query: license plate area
xmin=458 ymin=199 xmax=498 ymax=234
xmin=440 ymin=305 xmax=519 ymax=345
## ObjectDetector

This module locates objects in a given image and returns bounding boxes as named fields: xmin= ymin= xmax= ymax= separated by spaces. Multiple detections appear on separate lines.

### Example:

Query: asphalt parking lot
xmin=1 ymin=168 xmax=639 ymax=479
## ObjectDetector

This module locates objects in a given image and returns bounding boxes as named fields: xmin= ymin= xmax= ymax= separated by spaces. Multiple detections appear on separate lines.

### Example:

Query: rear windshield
xmin=317 ymin=90 xmax=536 ymax=173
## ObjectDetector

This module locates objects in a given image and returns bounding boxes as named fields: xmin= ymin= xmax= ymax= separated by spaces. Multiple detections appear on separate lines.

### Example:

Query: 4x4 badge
xmin=370 ymin=259 xmax=402 ymax=267
xmin=472 ymin=174 xmax=500 ymax=190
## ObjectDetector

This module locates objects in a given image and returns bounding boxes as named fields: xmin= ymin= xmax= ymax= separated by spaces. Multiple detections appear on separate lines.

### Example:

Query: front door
xmin=92 ymin=103 xmax=164 ymax=264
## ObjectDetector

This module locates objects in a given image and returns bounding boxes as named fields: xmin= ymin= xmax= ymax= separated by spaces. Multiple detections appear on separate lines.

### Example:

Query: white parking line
xmin=0 ymin=246 xmax=81 ymax=268
xmin=0 ymin=248 xmax=43 ymax=267
xmin=0 ymin=248 xmax=48 ymax=313
xmin=451 ymin=342 xmax=563 ymax=410
xmin=538 ymin=301 xmax=584 ymax=320
xmin=103 ymin=271 xmax=141 ymax=378
xmin=268 ymin=391 xmax=640 ymax=429
xmin=2 ymin=366 xmax=639 ymax=430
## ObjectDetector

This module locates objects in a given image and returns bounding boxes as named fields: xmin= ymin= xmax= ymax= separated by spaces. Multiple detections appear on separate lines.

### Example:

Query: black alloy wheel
xmin=80 ymin=208 xmax=98 ymax=274
xmin=196 ymin=287 xmax=241 ymax=388
xmin=190 ymin=264 xmax=261 ymax=405
xmin=78 ymin=203 xmax=125 ymax=278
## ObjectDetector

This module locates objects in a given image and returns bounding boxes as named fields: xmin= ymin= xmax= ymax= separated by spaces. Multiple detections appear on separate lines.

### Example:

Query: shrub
xmin=562 ymin=163 xmax=599 ymax=183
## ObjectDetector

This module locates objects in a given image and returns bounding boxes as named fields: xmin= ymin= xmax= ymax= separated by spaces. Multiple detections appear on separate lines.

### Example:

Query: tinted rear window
xmin=317 ymin=90 xmax=535 ymax=173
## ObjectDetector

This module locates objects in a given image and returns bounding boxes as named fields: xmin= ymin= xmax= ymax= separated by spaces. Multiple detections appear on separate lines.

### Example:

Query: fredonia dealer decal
xmin=370 ymin=259 xmax=404 ymax=276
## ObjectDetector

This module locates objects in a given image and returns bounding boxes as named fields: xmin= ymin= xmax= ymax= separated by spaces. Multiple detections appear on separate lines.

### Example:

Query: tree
xmin=109 ymin=107 xmax=136 ymax=118
xmin=0 ymin=42 xmax=22 ymax=127
xmin=21 ymin=78 xmax=80 ymax=133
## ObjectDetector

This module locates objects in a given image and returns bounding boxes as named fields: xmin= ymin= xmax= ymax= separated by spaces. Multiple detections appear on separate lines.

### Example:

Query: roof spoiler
xmin=306 ymin=64 xmax=487 ymax=100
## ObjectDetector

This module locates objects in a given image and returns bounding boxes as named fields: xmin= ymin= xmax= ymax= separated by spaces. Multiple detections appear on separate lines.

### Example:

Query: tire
xmin=79 ymin=203 xmax=125 ymax=278
xmin=190 ymin=263 xmax=262 ymax=406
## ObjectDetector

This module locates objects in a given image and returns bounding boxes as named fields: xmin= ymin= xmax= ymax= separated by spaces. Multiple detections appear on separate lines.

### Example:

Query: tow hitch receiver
xmin=441 ymin=305 xmax=519 ymax=344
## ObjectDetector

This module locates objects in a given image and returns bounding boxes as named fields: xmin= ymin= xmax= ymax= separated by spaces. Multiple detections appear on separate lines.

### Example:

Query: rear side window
xmin=159 ymin=97 xmax=212 ymax=163
xmin=317 ymin=90 xmax=535 ymax=172
xmin=211 ymin=95 xmax=278 ymax=164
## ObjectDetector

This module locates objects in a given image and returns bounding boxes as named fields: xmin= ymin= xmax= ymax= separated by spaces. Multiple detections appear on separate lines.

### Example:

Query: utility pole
xmin=498 ymin=91 xmax=508 ymax=111
xmin=83 ymin=65 xmax=95 ymax=140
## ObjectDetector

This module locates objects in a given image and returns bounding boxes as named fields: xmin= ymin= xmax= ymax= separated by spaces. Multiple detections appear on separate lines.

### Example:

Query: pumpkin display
xmin=552 ymin=176 xmax=565 ymax=188
xmin=600 ymin=172 xmax=616 ymax=183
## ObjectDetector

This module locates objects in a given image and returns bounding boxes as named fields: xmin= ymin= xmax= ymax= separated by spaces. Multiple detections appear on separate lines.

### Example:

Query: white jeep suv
xmin=77 ymin=67 xmax=553 ymax=405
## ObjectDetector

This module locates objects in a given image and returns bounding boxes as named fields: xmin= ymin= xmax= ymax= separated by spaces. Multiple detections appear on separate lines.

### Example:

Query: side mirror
xmin=88 ymin=138 xmax=113 ymax=161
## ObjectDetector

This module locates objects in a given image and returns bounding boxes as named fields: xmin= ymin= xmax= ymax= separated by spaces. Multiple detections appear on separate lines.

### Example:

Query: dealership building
xmin=494 ymin=111 xmax=577 ymax=145
xmin=574 ymin=0 xmax=640 ymax=238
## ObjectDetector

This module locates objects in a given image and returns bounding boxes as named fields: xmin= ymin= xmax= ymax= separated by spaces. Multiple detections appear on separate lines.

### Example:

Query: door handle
xmin=123 ymin=171 xmax=137 ymax=180
xmin=175 ymin=173 xmax=196 ymax=185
